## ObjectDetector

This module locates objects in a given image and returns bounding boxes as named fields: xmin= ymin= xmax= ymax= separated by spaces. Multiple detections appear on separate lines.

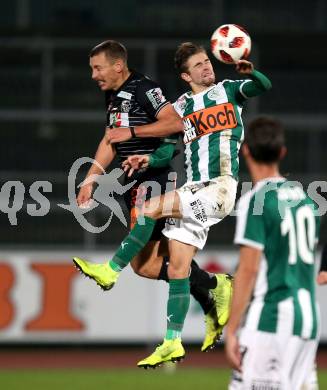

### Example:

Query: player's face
xmin=185 ymin=52 xmax=215 ymax=88
xmin=90 ymin=52 xmax=120 ymax=91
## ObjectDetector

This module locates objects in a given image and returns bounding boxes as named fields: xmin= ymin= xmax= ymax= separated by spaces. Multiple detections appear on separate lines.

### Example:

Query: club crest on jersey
xmin=121 ymin=100 xmax=131 ymax=113
xmin=146 ymin=88 xmax=166 ymax=109
xmin=207 ymin=86 xmax=222 ymax=101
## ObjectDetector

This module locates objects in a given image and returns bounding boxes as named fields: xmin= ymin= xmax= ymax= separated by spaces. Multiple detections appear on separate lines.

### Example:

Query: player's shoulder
xmin=221 ymin=78 xmax=251 ymax=89
xmin=237 ymin=187 xmax=256 ymax=211
xmin=277 ymin=181 xmax=316 ymax=208
xmin=221 ymin=78 xmax=240 ymax=85
xmin=237 ymin=178 xmax=285 ymax=215
xmin=133 ymin=71 xmax=161 ymax=89
xmin=133 ymin=72 xmax=169 ymax=107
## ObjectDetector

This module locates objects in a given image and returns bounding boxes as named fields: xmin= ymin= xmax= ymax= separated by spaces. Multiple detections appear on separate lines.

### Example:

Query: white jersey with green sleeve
xmin=173 ymin=70 xmax=271 ymax=182
xmin=234 ymin=177 xmax=320 ymax=339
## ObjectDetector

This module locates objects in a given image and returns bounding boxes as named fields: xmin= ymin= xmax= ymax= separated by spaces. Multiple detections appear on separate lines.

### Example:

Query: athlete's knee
xmin=168 ymin=262 xmax=190 ymax=279
xmin=143 ymin=200 xmax=162 ymax=220
xmin=215 ymin=177 xmax=237 ymax=218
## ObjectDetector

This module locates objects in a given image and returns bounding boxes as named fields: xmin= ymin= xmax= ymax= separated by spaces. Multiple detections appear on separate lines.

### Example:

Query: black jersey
xmin=105 ymin=71 xmax=170 ymax=161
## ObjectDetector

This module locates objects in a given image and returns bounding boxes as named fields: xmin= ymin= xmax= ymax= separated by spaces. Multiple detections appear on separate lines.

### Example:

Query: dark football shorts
xmin=123 ymin=166 xmax=176 ymax=241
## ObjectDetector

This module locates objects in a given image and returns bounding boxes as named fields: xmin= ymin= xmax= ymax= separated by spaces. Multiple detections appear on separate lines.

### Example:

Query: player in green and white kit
xmin=226 ymin=117 xmax=320 ymax=390
xmin=75 ymin=42 xmax=271 ymax=367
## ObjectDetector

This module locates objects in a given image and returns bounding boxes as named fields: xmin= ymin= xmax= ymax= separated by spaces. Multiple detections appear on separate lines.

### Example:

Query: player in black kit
xmin=75 ymin=40 xmax=230 ymax=351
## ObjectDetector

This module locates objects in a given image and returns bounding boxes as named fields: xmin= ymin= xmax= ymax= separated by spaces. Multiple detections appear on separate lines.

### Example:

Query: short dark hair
xmin=174 ymin=42 xmax=206 ymax=73
xmin=89 ymin=40 xmax=128 ymax=63
xmin=245 ymin=116 xmax=285 ymax=163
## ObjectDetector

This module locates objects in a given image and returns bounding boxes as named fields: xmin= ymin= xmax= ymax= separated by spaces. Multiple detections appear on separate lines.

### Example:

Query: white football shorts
xmin=229 ymin=328 xmax=318 ymax=390
xmin=162 ymin=175 xmax=237 ymax=249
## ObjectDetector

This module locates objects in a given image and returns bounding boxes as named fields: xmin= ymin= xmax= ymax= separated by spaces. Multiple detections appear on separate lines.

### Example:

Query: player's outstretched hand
xmin=77 ymin=182 xmax=93 ymax=207
xmin=106 ymin=127 xmax=132 ymax=144
xmin=317 ymin=271 xmax=327 ymax=285
xmin=236 ymin=60 xmax=254 ymax=75
xmin=122 ymin=155 xmax=150 ymax=177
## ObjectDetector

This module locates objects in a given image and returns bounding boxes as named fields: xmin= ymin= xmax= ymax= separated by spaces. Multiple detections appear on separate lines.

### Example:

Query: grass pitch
xmin=0 ymin=368 xmax=327 ymax=390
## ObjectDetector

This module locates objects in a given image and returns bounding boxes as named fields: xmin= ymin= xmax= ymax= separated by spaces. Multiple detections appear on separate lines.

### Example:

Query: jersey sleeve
xmin=136 ymin=78 xmax=170 ymax=118
xmin=240 ymin=70 xmax=272 ymax=99
xmin=224 ymin=70 xmax=272 ymax=104
xmin=234 ymin=193 xmax=266 ymax=250
xmin=148 ymin=134 xmax=179 ymax=169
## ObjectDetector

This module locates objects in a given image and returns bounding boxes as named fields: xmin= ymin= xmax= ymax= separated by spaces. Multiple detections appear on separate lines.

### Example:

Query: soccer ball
xmin=210 ymin=24 xmax=251 ymax=64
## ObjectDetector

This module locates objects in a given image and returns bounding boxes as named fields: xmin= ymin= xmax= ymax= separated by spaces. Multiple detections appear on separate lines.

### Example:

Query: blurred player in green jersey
xmin=226 ymin=116 xmax=320 ymax=390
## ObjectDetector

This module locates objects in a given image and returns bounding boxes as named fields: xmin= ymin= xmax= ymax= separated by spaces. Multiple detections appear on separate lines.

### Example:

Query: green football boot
xmin=201 ymin=307 xmax=224 ymax=352
xmin=73 ymin=257 xmax=119 ymax=291
xmin=137 ymin=338 xmax=185 ymax=369
xmin=211 ymin=274 xmax=233 ymax=326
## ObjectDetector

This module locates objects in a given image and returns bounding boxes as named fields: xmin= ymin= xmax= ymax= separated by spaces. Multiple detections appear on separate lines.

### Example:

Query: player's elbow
xmin=265 ymin=79 xmax=272 ymax=90
xmin=261 ymin=75 xmax=272 ymax=91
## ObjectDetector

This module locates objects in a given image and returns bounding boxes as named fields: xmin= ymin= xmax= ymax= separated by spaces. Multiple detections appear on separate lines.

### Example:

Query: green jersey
xmin=173 ymin=70 xmax=271 ymax=182
xmin=234 ymin=178 xmax=320 ymax=339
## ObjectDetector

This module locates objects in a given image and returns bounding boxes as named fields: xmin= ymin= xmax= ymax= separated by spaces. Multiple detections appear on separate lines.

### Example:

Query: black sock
xmin=189 ymin=260 xmax=216 ymax=314
xmin=190 ymin=284 xmax=214 ymax=314
xmin=157 ymin=258 xmax=216 ymax=314
xmin=189 ymin=260 xmax=217 ymax=289
xmin=157 ymin=256 xmax=169 ymax=281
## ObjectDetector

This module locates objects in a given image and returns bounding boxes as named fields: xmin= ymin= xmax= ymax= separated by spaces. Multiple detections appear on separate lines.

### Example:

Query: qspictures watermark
xmin=0 ymin=157 xmax=326 ymax=233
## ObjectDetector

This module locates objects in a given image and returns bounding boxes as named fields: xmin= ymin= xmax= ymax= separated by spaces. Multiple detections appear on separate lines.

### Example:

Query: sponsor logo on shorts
xmin=213 ymin=201 xmax=224 ymax=214
xmin=190 ymin=199 xmax=207 ymax=223
xmin=146 ymin=88 xmax=167 ymax=110
xmin=183 ymin=103 xmax=237 ymax=144
xmin=166 ymin=218 xmax=176 ymax=226
xmin=183 ymin=181 xmax=211 ymax=194
xmin=250 ymin=379 xmax=282 ymax=390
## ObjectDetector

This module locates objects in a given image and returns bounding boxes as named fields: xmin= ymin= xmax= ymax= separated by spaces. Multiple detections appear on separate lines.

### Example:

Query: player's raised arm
xmin=236 ymin=60 xmax=272 ymax=97
xmin=134 ymin=104 xmax=183 ymax=138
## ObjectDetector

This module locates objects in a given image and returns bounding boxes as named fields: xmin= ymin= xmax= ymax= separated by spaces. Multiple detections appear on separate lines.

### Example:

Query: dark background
xmin=1 ymin=0 xmax=326 ymax=249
